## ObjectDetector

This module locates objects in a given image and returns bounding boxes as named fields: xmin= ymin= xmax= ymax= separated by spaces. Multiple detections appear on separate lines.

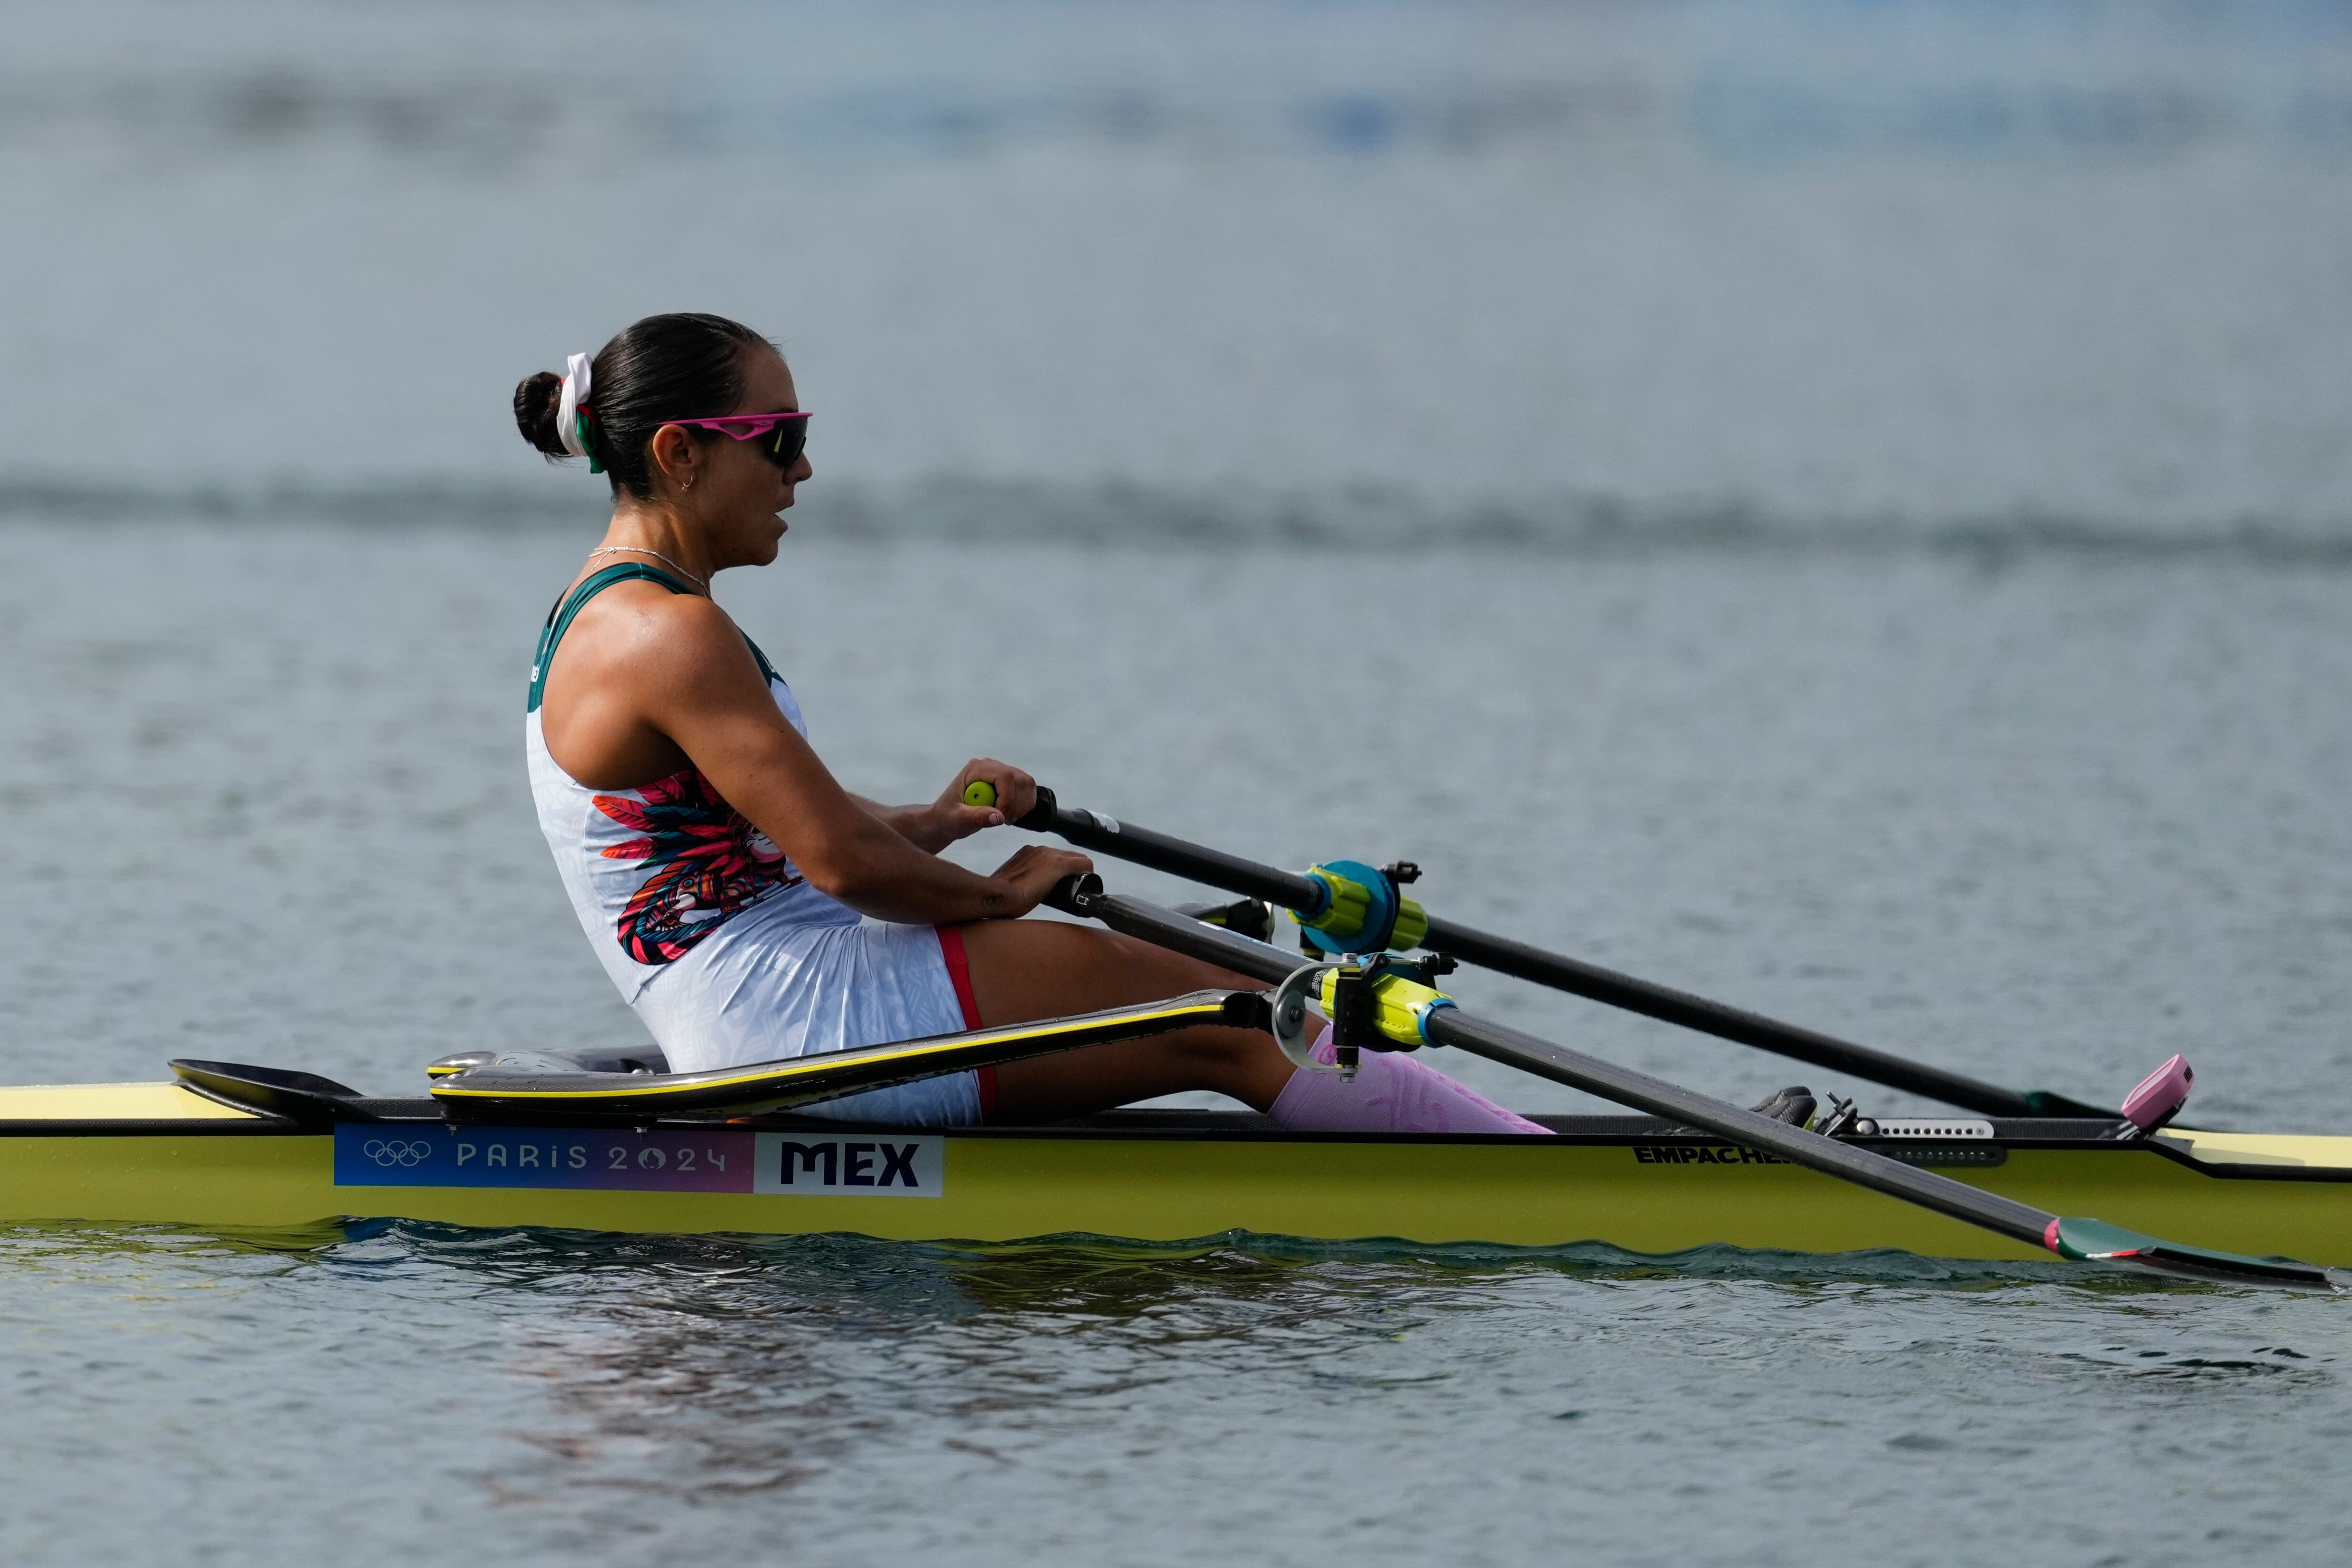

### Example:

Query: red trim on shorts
xmin=934 ymin=924 xmax=996 ymax=1119
xmin=935 ymin=924 xmax=983 ymax=1029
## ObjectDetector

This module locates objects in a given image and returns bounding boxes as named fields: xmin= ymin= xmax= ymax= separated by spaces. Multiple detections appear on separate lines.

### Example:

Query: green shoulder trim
xmin=526 ymin=564 xmax=780 ymax=711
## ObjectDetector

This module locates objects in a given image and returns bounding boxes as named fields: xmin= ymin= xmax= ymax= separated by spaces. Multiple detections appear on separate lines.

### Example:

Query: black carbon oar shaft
xmin=1046 ymin=879 xmax=2053 ymax=1248
xmin=1041 ymin=877 xmax=2335 ymax=1287
xmin=1025 ymin=798 xmax=1324 ymax=908
xmin=1414 ymin=1010 xmax=2052 ymax=1246
xmin=1413 ymin=919 xmax=2036 ymax=1118
xmin=1019 ymin=791 xmax=2042 ymax=1118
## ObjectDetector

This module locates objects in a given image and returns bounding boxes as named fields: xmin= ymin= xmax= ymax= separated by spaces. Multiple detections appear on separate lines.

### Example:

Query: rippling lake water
xmin=8 ymin=1221 xmax=2352 ymax=1566
xmin=6 ymin=0 xmax=2352 ymax=1562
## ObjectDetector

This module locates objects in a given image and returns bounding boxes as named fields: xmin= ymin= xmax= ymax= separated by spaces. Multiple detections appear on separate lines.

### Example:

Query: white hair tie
xmin=556 ymin=352 xmax=595 ymax=462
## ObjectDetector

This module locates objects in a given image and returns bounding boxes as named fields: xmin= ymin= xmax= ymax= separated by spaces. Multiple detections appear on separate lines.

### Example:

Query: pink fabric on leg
xmin=1269 ymin=1027 xmax=1551 ymax=1135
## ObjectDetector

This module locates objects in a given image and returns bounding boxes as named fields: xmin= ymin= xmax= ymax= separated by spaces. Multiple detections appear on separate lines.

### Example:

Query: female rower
xmin=514 ymin=311 xmax=1545 ymax=1134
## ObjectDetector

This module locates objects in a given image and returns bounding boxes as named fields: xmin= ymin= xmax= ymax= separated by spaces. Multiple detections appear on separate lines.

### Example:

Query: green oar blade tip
xmin=2046 ymin=1216 xmax=2344 ymax=1291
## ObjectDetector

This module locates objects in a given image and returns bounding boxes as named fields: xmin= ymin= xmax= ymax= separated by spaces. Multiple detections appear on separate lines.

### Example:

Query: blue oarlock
xmin=1296 ymin=858 xmax=1427 ymax=956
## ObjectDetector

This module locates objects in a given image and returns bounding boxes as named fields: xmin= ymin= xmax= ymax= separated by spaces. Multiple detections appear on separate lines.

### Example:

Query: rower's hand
xmin=985 ymin=844 xmax=1093 ymax=917
xmin=932 ymin=758 xmax=1037 ymax=840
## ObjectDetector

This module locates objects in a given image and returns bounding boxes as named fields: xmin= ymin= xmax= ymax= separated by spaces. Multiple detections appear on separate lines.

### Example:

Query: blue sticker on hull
xmin=334 ymin=1125 xmax=943 ymax=1198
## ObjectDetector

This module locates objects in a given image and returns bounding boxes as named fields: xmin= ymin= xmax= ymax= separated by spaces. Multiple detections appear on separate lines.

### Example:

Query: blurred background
xmin=8 ymin=0 xmax=2352 ymax=535
xmin=4 ymin=0 xmax=2351 ymax=1118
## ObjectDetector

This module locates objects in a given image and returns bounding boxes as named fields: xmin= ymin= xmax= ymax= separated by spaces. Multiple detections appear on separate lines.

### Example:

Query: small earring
xmin=683 ymin=475 xmax=695 ymax=492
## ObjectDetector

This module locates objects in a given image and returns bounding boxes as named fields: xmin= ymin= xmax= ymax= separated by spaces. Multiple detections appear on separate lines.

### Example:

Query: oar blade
xmin=2045 ymin=1216 xmax=2343 ymax=1290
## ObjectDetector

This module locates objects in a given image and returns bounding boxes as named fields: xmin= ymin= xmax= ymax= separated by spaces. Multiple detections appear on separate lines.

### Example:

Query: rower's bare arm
xmin=852 ymin=761 xmax=1038 ymax=854
xmin=851 ymin=795 xmax=956 ymax=852
xmin=626 ymin=601 xmax=1086 ymax=922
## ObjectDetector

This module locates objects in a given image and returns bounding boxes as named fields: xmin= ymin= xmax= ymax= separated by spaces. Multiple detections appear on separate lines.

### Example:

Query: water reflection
xmin=303 ymin=1223 xmax=2253 ymax=1503
xmin=0 ymin=1218 xmax=354 ymax=1262
xmin=387 ymin=1231 xmax=1469 ymax=1500
xmin=2 ymin=1214 xmax=2342 ymax=1560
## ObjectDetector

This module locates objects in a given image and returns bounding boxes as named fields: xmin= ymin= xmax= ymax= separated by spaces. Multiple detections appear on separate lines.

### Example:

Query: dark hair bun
xmin=514 ymin=370 xmax=569 ymax=458
xmin=510 ymin=316 xmax=774 ymax=496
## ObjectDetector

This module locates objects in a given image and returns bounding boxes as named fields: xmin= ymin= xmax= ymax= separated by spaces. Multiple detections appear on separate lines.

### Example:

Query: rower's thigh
xmin=952 ymin=918 xmax=1259 ymax=1027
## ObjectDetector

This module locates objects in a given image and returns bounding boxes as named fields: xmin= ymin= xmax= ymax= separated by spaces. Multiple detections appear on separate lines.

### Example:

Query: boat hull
xmin=4 ymin=1089 xmax=2349 ymax=1264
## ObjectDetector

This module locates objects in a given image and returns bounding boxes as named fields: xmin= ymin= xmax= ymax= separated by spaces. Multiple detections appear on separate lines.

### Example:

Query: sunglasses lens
xmin=769 ymin=419 xmax=807 ymax=469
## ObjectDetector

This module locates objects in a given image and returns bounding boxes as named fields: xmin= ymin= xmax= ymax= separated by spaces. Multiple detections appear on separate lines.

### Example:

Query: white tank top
xmin=524 ymin=564 xmax=857 ymax=1002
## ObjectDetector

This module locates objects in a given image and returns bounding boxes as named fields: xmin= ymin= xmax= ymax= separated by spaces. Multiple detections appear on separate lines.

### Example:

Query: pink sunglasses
xmin=667 ymin=411 xmax=812 ymax=469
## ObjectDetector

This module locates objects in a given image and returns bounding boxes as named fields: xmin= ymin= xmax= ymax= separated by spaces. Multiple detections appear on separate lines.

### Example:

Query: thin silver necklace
xmin=587 ymin=544 xmax=709 ymax=592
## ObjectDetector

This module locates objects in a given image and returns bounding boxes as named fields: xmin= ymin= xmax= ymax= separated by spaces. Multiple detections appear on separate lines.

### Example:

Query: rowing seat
xmin=426 ymin=1047 xmax=671 ymax=1080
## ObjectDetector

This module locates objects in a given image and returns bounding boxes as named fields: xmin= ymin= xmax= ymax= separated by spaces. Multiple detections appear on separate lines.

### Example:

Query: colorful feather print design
xmin=593 ymin=769 xmax=802 ymax=963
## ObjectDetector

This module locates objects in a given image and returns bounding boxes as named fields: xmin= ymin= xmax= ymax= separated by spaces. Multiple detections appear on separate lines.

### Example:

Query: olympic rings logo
xmin=362 ymin=1139 xmax=433 ymax=1169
